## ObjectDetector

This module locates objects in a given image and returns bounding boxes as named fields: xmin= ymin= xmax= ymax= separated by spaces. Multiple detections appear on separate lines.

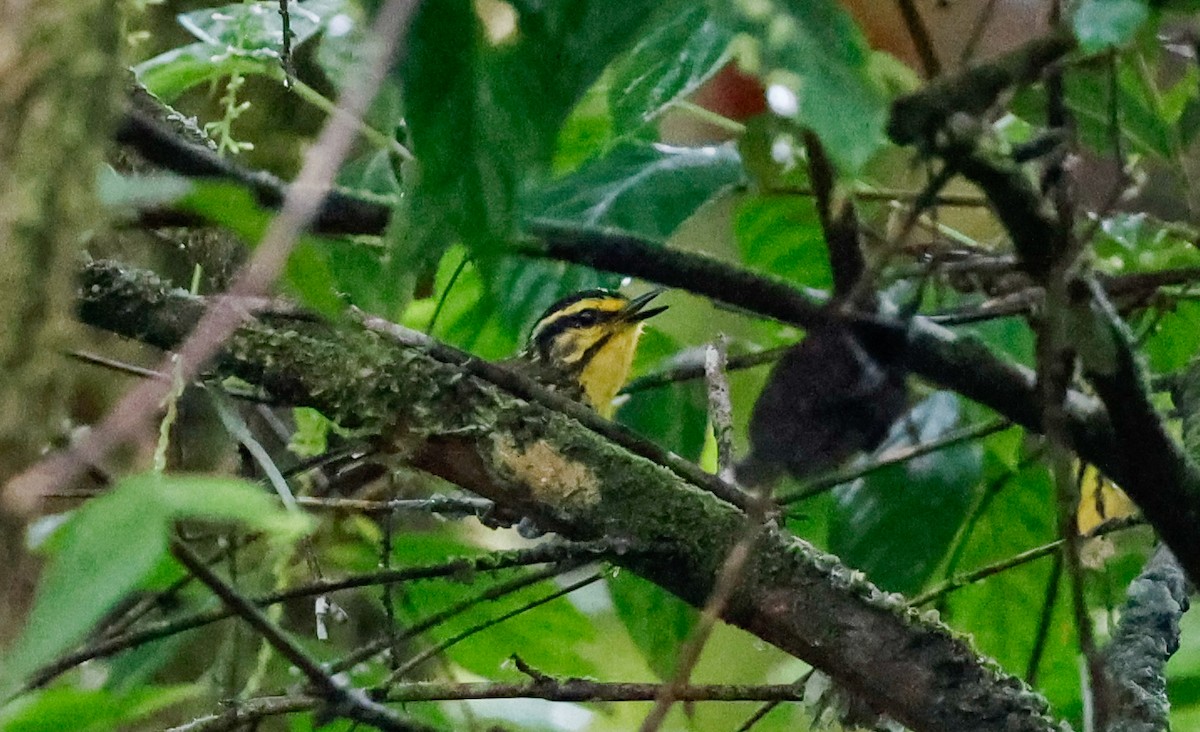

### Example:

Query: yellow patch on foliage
xmin=1077 ymin=463 xmax=1138 ymax=536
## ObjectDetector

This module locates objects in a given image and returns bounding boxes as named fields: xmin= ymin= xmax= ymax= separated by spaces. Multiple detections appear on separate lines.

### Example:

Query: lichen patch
xmin=492 ymin=436 xmax=600 ymax=507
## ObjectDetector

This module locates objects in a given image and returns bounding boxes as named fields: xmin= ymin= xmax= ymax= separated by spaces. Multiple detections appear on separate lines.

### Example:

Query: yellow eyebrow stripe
xmin=552 ymin=298 xmax=627 ymax=318
xmin=532 ymin=297 xmax=628 ymax=339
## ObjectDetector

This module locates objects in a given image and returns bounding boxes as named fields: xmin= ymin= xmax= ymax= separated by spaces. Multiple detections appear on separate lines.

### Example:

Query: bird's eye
xmin=574 ymin=310 xmax=600 ymax=326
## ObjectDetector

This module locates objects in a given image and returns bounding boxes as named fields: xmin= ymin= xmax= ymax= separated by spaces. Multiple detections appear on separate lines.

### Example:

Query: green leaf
xmin=1074 ymin=0 xmax=1149 ymax=52
xmin=940 ymin=463 xmax=1082 ymax=721
xmin=608 ymin=5 xmax=733 ymax=134
xmin=527 ymin=140 xmax=746 ymax=239
xmin=289 ymin=407 xmax=334 ymax=458
xmin=828 ymin=392 xmax=984 ymax=595
xmin=177 ymin=0 xmax=338 ymax=49
xmin=141 ymin=474 xmax=313 ymax=536
xmin=399 ymin=0 xmax=670 ymax=274
xmin=964 ymin=317 xmax=1036 ymax=367
xmin=1013 ymin=60 xmax=1175 ymax=159
xmin=618 ymin=379 xmax=708 ymax=462
xmin=134 ymin=44 xmax=275 ymax=102
xmin=425 ymin=251 xmax=524 ymax=359
xmin=96 ymin=166 xmax=193 ymax=212
xmin=177 ymin=181 xmax=343 ymax=315
xmin=530 ymin=141 xmax=744 ymax=241
xmin=499 ymin=141 xmax=742 ymax=337
xmin=1143 ymin=301 xmax=1200 ymax=374
xmin=102 ymin=634 xmax=192 ymax=695
xmin=1 ymin=474 xmax=309 ymax=694
xmin=615 ymin=330 xmax=708 ymax=460
xmin=134 ymin=0 xmax=345 ymax=100
xmin=735 ymin=195 xmax=832 ymax=291
xmin=712 ymin=0 xmax=886 ymax=172
xmin=553 ymin=76 xmax=618 ymax=174
xmin=1094 ymin=212 xmax=1200 ymax=272
xmin=0 ymin=685 xmax=199 ymax=732
xmin=338 ymin=148 xmax=402 ymax=199
xmin=479 ymin=257 xmax=621 ymax=343
xmin=388 ymin=534 xmax=597 ymax=678
xmin=607 ymin=570 xmax=698 ymax=680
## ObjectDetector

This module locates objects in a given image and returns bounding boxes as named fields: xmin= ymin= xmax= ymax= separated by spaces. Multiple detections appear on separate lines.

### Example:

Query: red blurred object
xmin=692 ymin=63 xmax=767 ymax=122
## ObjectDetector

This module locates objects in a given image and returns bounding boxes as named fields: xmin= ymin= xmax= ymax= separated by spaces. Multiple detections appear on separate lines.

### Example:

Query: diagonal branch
xmin=77 ymin=259 xmax=1067 ymax=732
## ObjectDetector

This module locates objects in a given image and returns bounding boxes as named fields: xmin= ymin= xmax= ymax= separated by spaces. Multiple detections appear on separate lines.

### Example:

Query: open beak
xmin=623 ymin=288 xmax=668 ymax=322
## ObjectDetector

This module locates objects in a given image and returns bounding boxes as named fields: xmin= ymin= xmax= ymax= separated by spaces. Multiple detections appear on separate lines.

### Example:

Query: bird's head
xmin=526 ymin=288 xmax=667 ymax=416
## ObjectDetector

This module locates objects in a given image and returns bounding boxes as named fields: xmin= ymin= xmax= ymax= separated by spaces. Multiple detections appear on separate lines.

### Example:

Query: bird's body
xmin=511 ymin=289 xmax=666 ymax=417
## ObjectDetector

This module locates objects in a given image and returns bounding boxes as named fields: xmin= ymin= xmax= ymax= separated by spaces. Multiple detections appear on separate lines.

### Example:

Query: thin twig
xmin=636 ymin=527 xmax=761 ymax=732
xmin=330 ymin=560 xmax=587 ymax=675
xmin=764 ymin=185 xmax=986 ymax=208
xmin=640 ymin=344 xmax=762 ymax=732
xmin=894 ymin=0 xmax=942 ymax=78
xmin=780 ymin=419 xmax=1012 ymax=506
xmin=171 ymin=541 xmax=429 ymax=732
xmin=621 ymin=345 xmax=790 ymax=394
xmin=381 ymin=571 xmax=604 ymax=685
xmin=27 ymin=540 xmax=613 ymax=689
xmin=734 ymin=670 xmax=814 ymax=732
xmin=910 ymin=517 xmax=1142 ymax=606
xmin=169 ymin=679 xmax=810 ymax=731
xmin=1038 ymin=17 xmax=1111 ymax=722
xmin=67 ymin=350 xmax=167 ymax=380
xmin=705 ymin=337 xmax=735 ymax=483
xmin=958 ymin=0 xmax=1001 ymax=66
xmin=1025 ymin=551 xmax=1063 ymax=686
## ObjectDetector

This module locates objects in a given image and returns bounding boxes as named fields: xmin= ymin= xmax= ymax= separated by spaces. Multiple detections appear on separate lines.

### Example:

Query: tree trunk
xmin=0 ymin=0 xmax=122 ymax=645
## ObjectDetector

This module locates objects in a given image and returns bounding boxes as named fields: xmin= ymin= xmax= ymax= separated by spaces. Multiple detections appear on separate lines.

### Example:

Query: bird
xmin=508 ymin=288 xmax=667 ymax=418
xmin=738 ymin=324 xmax=908 ymax=485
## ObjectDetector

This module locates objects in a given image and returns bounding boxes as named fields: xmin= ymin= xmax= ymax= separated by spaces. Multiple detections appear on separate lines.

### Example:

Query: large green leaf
xmin=608 ymin=5 xmax=733 ymax=134
xmin=0 ymin=685 xmax=199 ymax=732
xmin=617 ymin=375 xmax=708 ymax=463
xmin=388 ymin=533 xmax=598 ymax=679
xmin=711 ymin=0 xmax=887 ymax=172
xmin=734 ymin=195 xmax=832 ymax=291
xmin=607 ymin=570 xmax=698 ymax=680
xmin=508 ymin=141 xmax=743 ymax=342
xmin=527 ymin=140 xmax=746 ymax=239
xmin=1013 ymin=58 xmax=1178 ymax=159
xmin=1 ymin=474 xmax=310 ymax=696
xmin=828 ymin=392 xmax=984 ymax=595
xmin=400 ymin=0 xmax=671 ymax=271
xmin=134 ymin=0 xmax=344 ymax=100
xmin=939 ymin=463 xmax=1082 ymax=721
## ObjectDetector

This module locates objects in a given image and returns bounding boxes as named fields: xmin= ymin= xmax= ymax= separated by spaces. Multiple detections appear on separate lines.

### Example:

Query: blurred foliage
xmin=11 ymin=0 xmax=1200 ymax=730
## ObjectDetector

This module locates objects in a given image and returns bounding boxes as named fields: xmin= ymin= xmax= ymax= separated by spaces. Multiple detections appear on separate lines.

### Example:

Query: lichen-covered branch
xmin=1102 ymin=547 xmax=1189 ymax=732
xmin=77 ymin=259 xmax=1068 ymax=732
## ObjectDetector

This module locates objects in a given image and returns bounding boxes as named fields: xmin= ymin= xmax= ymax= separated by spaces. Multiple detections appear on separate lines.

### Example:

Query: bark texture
xmin=0 ymin=0 xmax=122 ymax=642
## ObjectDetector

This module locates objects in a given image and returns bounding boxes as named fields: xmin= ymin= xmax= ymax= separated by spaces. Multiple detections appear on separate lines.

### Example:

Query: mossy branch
xmin=78 ymin=259 xmax=1068 ymax=732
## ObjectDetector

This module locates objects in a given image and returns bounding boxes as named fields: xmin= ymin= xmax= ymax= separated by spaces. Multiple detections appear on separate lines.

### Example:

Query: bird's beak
xmin=623 ymin=288 xmax=668 ymax=322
